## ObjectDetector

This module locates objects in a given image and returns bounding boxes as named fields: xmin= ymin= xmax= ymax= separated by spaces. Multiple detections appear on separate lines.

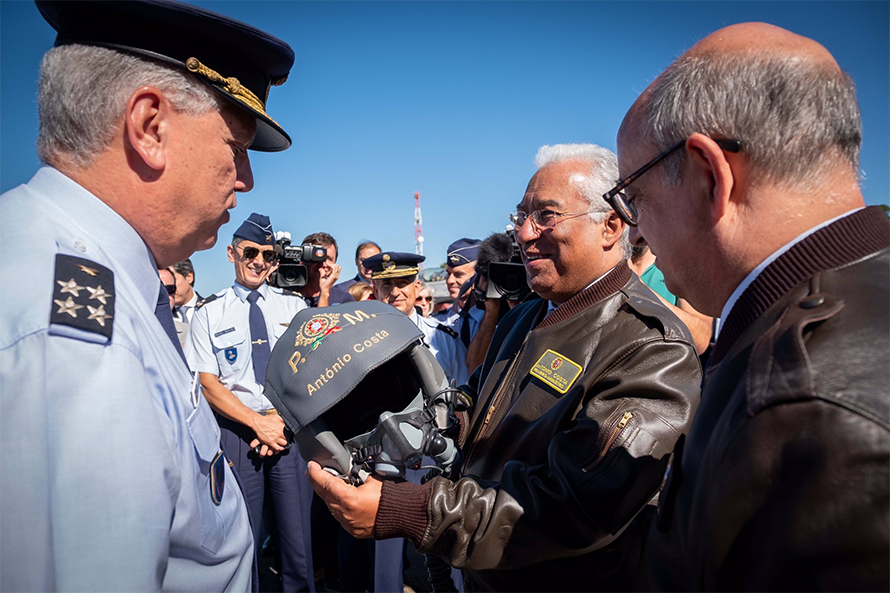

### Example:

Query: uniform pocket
xmin=186 ymin=397 xmax=227 ymax=553
xmin=211 ymin=328 xmax=247 ymax=373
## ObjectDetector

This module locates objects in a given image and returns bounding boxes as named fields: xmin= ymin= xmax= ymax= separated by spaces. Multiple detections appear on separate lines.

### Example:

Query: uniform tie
xmin=155 ymin=282 xmax=188 ymax=366
xmin=247 ymin=290 xmax=271 ymax=385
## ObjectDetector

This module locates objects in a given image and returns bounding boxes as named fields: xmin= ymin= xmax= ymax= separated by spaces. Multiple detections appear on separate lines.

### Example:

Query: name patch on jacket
xmin=530 ymin=349 xmax=582 ymax=394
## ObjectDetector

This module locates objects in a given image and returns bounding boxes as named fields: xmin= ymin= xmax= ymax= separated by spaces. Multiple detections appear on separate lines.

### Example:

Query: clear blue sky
xmin=2 ymin=1 xmax=888 ymax=297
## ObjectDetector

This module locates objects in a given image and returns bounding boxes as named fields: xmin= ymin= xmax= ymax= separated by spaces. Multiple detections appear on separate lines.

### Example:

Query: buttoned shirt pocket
xmin=186 ymin=396 xmax=228 ymax=553
xmin=211 ymin=329 xmax=247 ymax=373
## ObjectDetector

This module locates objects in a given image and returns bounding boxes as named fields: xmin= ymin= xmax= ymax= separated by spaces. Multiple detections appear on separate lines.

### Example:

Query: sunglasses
xmin=237 ymin=245 xmax=276 ymax=263
xmin=418 ymin=296 xmax=433 ymax=302
xmin=164 ymin=283 xmax=176 ymax=295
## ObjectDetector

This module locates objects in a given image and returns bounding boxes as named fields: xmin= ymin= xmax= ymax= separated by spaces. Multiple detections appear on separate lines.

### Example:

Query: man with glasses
xmin=160 ymin=267 xmax=190 ymax=347
xmin=615 ymin=23 xmax=889 ymax=590
xmin=308 ymin=144 xmax=701 ymax=592
xmin=185 ymin=213 xmax=315 ymax=592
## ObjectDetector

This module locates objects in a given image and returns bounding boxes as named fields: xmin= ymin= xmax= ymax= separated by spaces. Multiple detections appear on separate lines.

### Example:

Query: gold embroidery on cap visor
xmin=371 ymin=267 xmax=420 ymax=280
xmin=186 ymin=57 xmax=281 ymax=127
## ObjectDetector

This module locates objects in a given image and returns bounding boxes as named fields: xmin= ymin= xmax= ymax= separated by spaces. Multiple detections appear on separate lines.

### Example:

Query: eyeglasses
xmin=603 ymin=138 xmax=741 ymax=226
xmin=164 ymin=283 xmax=176 ymax=295
xmin=509 ymin=209 xmax=592 ymax=231
xmin=237 ymin=245 xmax=276 ymax=263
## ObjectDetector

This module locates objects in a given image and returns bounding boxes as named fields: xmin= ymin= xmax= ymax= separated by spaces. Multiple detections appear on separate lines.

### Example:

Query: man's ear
xmin=124 ymin=86 xmax=170 ymax=171
xmin=602 ymin=211 xmax=625 ymax=249
xmin=227 ymin=244 xmax=236 ymax=264
xmin=685 ymin=134 xmax=736 ymax=222
xmin=186 ymin=272 xmax=195 ymax=286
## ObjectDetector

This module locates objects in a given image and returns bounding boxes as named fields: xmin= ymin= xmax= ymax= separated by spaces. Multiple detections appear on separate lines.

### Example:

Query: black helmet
xmin=264 ymin=301 xmax=459 ymax=484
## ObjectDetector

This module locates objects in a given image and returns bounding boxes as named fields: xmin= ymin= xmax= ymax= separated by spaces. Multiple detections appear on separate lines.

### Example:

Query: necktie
xmin=155 ymin=283 xmax=188 ymax=366
xmin=247 ymin=290 xmax=271 ymax=385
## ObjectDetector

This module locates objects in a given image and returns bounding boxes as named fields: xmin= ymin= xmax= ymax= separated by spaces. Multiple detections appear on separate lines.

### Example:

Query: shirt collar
xmin=34 ymin=167 xmax=162 ymax=312
xmin=233 ymin=281 xmax=269 ymax=302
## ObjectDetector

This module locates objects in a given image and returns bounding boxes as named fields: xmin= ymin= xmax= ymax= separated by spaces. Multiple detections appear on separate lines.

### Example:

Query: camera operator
xmin=463 ymin=231 xmax=532 ymax=374
xmin=296 ymin=232 xmax=341 ymax=308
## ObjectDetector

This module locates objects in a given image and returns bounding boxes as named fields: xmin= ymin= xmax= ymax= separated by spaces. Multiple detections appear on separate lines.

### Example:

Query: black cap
xmin=233 ymin=213 xmax=275 ymax=245
xmin=36 ymin=0 xmax=295 ymax=152
xmin=264 ymin=301 xmax=424 ymax=435
xmin=362 ymin=252 xmax=425 ymax=280
xmin=446 ymin=238 xmax=481 ymax=266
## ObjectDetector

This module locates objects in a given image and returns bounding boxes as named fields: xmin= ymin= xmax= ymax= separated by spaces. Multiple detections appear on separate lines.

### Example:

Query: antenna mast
xmin=414 ymin=191 xmax=424 ymax=269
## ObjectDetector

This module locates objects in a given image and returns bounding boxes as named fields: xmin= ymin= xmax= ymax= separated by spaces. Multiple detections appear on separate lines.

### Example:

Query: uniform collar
xmin=33 ymin=167 xmax=162 ymax=313
xmin=233 ymin=281 xmax=269 ymax=302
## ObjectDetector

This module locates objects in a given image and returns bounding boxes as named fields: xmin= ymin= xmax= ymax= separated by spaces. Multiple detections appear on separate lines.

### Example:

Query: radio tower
xmin=414 ymin=191 xmax=424 ymax=269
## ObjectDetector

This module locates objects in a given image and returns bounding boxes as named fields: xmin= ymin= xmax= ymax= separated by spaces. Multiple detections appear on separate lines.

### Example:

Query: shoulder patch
xmin=196 ymin=294 xmax=219 ymax=309
xmin=49 ymin=254 xmax=114 ymax=340
xmin=435 ymin=323 xmax=459 ymax=339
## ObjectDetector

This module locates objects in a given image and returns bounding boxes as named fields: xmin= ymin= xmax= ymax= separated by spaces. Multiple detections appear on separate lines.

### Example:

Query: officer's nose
xmin=235 ymin=151 xmax=254 ymax=193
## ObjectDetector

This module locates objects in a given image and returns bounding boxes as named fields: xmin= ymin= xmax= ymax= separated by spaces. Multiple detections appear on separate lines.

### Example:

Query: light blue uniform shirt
xmin=185 ymin=283 xmax=307 ymax=412
xmin=410 ymin=310 xmax=469 ymax=386
xmin=0 ymin=167 xmax=254 ymax=591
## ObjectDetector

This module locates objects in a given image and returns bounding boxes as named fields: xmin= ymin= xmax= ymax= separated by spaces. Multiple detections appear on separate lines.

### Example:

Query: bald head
xmin=689 ymin=22 xmax=838 ymax=65
xmin=620 ymin=22 xmax=861 ymax=194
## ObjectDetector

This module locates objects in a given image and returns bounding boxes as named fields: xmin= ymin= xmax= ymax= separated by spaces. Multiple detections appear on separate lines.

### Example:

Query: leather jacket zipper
xmin=470 ymin=334 xmax=532 ymax=450
xmin=582 ymin=411 xmax=634 ymax=473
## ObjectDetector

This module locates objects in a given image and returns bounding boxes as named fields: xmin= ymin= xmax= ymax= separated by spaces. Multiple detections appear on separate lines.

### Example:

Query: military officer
xmin=364 ymin=252 xmax=468 ymax=385
xmin=433 ymin=238 xmax=482 ymax=331
xmin=185 ymin=213 xmax=315 ymax=592
xmin=0 ymin=1 xmax=294 ymax=590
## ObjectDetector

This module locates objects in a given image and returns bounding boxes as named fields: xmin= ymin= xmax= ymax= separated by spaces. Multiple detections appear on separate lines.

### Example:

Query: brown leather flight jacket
xmin=375 ymin=263 xmax=702 ymax=591
xmin=648 ymin=206 xmax=890 ymax=591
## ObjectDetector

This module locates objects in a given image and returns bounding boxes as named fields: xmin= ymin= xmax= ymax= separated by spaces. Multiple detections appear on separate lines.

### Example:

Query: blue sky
xmin=2 ymin=1 xmax=888 ymax=297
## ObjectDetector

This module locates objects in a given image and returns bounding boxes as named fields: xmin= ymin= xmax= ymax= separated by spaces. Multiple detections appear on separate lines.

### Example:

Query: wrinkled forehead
xmin=518 ymin=162 xmax=587 ymax=210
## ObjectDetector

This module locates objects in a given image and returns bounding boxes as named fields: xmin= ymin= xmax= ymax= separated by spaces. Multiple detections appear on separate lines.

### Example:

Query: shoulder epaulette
xmin=435 ymin=323 xmax=459 ymax=339
xmin=49 ymin=254 xmax=115 ymax=341
xmin=196 ymin=294 xmax=219 ymax=309
xmin=280 ymin=288 xmax=301 ymax=296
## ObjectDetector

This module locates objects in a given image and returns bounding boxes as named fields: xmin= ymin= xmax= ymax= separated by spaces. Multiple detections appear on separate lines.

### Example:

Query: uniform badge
xmin=49 ymin=254 xmax=115 ymax=341
xmin=225 ymin=347 xmax=238 ymax=363
xmin=210 ymin=450 xmax=226 ymax=505
xmin=529 ymin=349 xmax=582 ymax=394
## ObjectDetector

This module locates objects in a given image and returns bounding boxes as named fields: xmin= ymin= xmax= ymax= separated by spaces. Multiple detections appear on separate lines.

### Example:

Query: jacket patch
xmin=49 ymin=254 xmax=115 ymax=341
xmin=529 ymin=349 xmax=582 ymax=394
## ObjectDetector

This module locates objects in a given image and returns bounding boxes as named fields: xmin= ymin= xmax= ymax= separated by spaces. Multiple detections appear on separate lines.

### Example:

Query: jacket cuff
xmin=374 ymin=479 xmax=432 ymax=546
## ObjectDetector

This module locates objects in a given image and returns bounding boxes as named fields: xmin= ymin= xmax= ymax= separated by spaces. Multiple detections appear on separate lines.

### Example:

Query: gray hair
xmin=37 ymin=44 xmax=223 ymax=168
xmin=534 ymin=143 xmax=630 ymax=257
xmin=639 ymin=51 xmax=861 ymax=191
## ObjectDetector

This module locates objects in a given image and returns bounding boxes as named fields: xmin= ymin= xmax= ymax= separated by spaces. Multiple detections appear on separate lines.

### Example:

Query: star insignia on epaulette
xmin=57 ymin=278 xmax=85 ymax=296
xmin=86 ymin=304 xmax=113 ymax=327
xmin=77 ymin=264 xmax=99 ymax=277
xmin=54 ymin=296 xmax=84 ymax=317
xmin=51 ymin=254 xmax=115 ymax=341
xmin=86 ymin=285 xmax=113 ymax=305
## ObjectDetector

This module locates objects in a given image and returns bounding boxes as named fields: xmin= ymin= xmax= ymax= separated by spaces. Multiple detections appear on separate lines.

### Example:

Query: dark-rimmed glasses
xmin=237 ymin=245 xmax=276 ymax=263
xmin=509 ymin=209 xmax=592 ymax=231
xmin=603 ymin=138 xmax=741 ymax=226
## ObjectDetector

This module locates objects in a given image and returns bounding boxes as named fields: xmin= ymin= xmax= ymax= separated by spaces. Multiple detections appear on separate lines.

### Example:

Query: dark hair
xmin=355 ymin=240 xmax=381 ymax=259
xmin=476 ymin=233 xmax=514 ymax=278
xmin=171 ymin=258 xmax=195 ymax=285
xmin=302 ymin=232 xmax=338 ymax=261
